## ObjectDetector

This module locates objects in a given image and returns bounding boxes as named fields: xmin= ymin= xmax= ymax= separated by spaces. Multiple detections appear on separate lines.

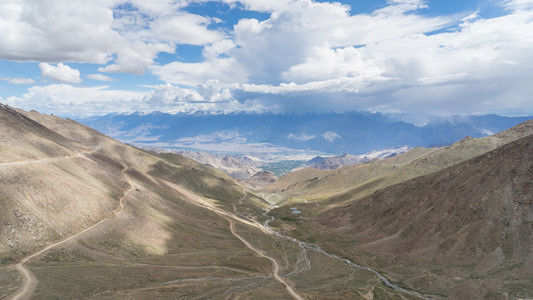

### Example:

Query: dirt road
xmin=0 ymin=153 xmax=83 ymax=168
xmin=8 ymin=161 xmax=133 ymax=300
xmin=160 ymin=181 xmax=304 ymax=300
xmin=227 ymin=218 xmax=304 ymax=300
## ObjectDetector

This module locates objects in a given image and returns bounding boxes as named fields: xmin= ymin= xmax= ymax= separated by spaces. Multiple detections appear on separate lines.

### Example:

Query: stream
xmin=262 ymin=212 xmax=434 ymax=300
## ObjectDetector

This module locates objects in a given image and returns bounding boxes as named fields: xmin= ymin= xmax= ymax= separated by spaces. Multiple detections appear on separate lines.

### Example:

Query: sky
xmin=0 ymin=0 xmax=533 ymax=117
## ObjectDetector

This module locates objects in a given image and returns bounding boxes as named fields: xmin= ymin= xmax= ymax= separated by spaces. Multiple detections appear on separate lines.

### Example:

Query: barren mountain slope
xmin=272 ymin=133 xmax=533 ymax=299
xmin=264 ymin=147 xmax=436 ymax=202
xmin=242 ymin=171 xmax=278 ymax=189
xmin=176 ymin=151 xmax=261 ymax=179
xmin=0 ymin=105 xmax=80 ymax=162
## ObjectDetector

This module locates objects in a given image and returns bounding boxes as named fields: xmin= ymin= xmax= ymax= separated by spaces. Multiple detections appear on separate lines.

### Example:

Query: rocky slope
xmin=242 ymin=171 xmax=279 ymax=189
xmin=308 ymin=146 xmax=411 ymax=170
xmin=309 ymin=153 xmax=364 ymax=170
xmin=177 ymin=151 xmax=260 ymax=179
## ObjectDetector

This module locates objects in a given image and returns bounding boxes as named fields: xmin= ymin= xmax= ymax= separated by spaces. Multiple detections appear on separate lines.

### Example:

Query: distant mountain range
xmin=78 ymin=112 xmax=532 ymax=155
xmin=144 ymin=145 xmax=411 ymax=181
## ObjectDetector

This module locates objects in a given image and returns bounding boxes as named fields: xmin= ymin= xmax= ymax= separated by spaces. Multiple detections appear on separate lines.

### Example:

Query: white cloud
xmin=0 ymin=0 xmax=117 ymax=64
xmin=0 ymin=0 xmax=222 ymax=75
xmin=2 ymin=0 xmax=533 ymax=117
xmin=4 ymin=83 xmax=267 ymax=116
xmin=504 ymin=0 xmax=533 ymax=10
xmin=1 ymin=77 xmax=35 ymax=84
xmin=39 ymin=63 xmax=82 ymax=84
xmin=4 ymin=84 xmax=144 ymax=116
xmin=98 ymin=42 xmax=174 ymax=74
xmin=150 ymin=14 xmax=224 ymax=45
xmin=281 ymin=46 xmax=384 ymax=83
xmin=323 ymin=131 xmax=341 ymax=142
xmin=176 ymin=130 xmax=246 ymax=144
xmin=153 ymin=0 xmax=451 ymax=88
xmin=151 ymin=57 xmax=247 ymax=86
xmin=143 ymin=83 xmax=204 ymax=104
xmin=226 ymin=0 xmax=451 ymax=83
xmin=241 ymin=74 xmax=391 ymax=94
xmin=287 ymin=133 xmax=316 ymax=141
xmin=143 ymin=81 xmax=234 ymax=104
xmin=86 ymin=74 xmax=116 ymax=82
xmin=228 ymin=0 xmax=533 ymax=116
xmin=166 ymin=130 xmax=298 ymax=153
xmin=378 ymin=0 xmax=428 ymax=15
xmin=222 ymin=0 xmax=296 ymax=12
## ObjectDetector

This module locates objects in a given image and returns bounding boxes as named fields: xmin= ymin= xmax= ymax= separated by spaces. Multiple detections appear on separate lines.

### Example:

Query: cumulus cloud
xmin=152 ymin=0 xmax=452 ymax=90
xmin=9 ymin=84 xmax=144 ymax=113
xmin=151 ymin=41 xmax=248 ymax=86
xmin=0 ymin=0 xmax=114 ymax=64
xmin=2 ymin=0 xmax=533 ymax=117
xmin=98 ymin=42 xmax=174 ymax=74
xmin=224 ymin=0 xmax=533 ymax=116
xmin=281 ymin=46 xmax=384 ymax=84
xmin=150 ymin=14 xmax=225 ymax=45
xmin=227 ymin=0 xmax=450 ymax=83
xmin=143 ymin=83 xmax=204 ymax=104
xmin=0 ymin=0 xmax=222 ymax=74
xmin=39 ymin=63 xmax=82 ymax=83
xmin=143 ymin=81 xmax=234 ymax=105
xmin=4 ymin=83 xmax=267 ymax=116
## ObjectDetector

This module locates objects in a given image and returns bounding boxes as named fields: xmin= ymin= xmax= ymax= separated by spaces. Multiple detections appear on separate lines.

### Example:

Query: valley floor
xmin=2 ymin=159 xmax=425 ymax=299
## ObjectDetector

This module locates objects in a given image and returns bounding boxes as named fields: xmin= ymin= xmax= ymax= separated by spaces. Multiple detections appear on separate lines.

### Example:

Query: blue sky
xmin=0 ymin=0 xmax=532 ymax=117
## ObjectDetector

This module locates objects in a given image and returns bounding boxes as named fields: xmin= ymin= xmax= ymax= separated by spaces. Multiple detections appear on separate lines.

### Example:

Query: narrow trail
xmin=227 ymin=218 xmax=304 ymax=300
xmin=161 ymin=182 xmax=303 ymax=300
xmin=234 ymin=190 xmax=310 ymax=279
xmin=0 ymin=153 xmax=84 ymax=167
xmin=8 ymin=159 xmax=134 ymax=300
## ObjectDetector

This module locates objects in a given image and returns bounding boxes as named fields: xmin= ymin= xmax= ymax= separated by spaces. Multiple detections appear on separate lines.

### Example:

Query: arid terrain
xmin=0 ymin=104 xmax=422 ymax=299
xmin=1 ymin=103 xmax=532 ymax=299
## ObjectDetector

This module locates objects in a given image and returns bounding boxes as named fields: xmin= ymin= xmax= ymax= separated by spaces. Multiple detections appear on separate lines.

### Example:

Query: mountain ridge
xmin=313 ymin=132 xmax=533 ymax=298
xmin=79 ymin=111 xmax=532 ymax=154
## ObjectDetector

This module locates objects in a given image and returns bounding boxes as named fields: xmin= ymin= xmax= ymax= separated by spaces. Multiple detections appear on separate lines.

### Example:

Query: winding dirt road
xmin=227 ymin=218 xmax=304 ymax=300
xmin=8 ymin=160 xmax=134 ymax=300
xmin=161 ymin=182 xmax=304 ymax=300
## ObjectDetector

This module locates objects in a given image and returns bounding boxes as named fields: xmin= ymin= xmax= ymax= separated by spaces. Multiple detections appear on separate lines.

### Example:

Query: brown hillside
xmin=312 ymin=133 xmax=533 ymax=299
